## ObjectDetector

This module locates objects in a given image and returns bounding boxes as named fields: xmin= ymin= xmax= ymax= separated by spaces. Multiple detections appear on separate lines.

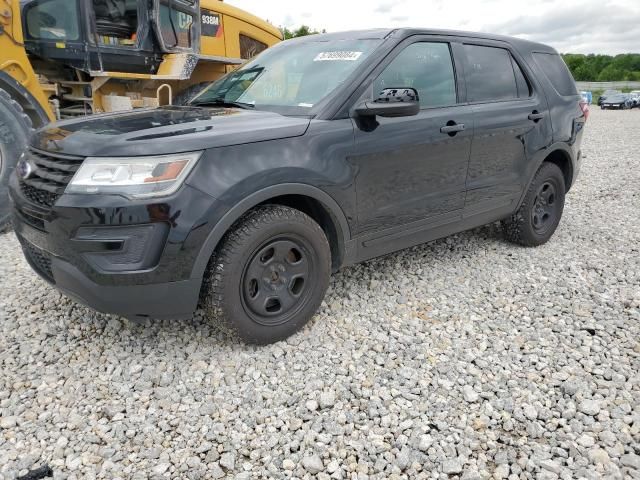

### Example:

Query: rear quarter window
xmin=532 ymin=53 xmax=577 ymax=96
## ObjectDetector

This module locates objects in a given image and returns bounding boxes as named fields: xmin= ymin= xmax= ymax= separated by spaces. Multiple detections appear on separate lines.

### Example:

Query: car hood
xmin=32 ymin=106 xmax=311 ymax=157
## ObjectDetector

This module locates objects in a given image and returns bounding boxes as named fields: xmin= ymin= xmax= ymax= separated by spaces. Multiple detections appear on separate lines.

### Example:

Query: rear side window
xmin=532 ymin=53 xmax=577 ymax=96
xmin=464 ymin=45 xmax=518 ymax=102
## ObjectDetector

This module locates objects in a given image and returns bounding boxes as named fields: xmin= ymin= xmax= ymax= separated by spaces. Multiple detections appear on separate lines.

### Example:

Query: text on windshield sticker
xmin=314 ymin=51 xmax=363 ymax=62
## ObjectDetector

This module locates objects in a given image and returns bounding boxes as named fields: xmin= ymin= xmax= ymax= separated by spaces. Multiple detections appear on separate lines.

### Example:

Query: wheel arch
xmin=191 ymin=184 xmax=353 ymax=282
xmin=542 ymin=148 xmax=574 ymax=192
xmin=518 ymin=143 xmax=575 ymax=211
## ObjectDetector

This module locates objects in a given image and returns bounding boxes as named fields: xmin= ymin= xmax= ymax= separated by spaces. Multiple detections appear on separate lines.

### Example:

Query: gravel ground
xmin=1 ymin=108 xmax=639 ymax=480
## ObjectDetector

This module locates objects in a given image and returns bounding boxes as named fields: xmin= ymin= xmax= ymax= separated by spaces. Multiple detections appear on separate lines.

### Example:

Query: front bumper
xmin=13 ymin=219 xmax=201 ymax=320
xmin=9 ymin=173 xmax=220 ymax=320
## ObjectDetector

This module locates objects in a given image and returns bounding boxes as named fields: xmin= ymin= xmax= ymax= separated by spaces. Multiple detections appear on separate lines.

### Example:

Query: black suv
xmin=10 ymin=29 xmax=587 ymax=344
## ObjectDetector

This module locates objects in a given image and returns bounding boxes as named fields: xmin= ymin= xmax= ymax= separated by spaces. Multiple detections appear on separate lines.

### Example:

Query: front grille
xmin=20 ymin=181 xmax=59 ymax=208
xmin=21 ymin=241 xmax=55 ymax=283
xmin=20 ymin=149 xmax=85 ymax=208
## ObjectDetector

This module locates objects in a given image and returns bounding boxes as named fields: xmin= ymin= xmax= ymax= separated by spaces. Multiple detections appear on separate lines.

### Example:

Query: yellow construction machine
xmin=0 ymin=0 xmax=282 ymax=227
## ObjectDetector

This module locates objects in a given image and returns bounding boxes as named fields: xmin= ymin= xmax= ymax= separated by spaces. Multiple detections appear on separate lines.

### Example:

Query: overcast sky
xmin=229 ymin=0 xmax=640 ymax=55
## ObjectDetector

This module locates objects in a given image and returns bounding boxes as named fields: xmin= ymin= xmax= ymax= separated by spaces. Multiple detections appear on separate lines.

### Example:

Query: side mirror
xmin=355 ymin=88 xmax=420 ymax=118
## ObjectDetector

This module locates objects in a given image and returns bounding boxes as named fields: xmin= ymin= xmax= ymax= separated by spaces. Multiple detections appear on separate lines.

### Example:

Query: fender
xmin=190 ymin=183 xmax=355 ymax=282
xmin=0 ymin=71 xmax=52 ymax=128
xmin=516 ymin=142 xmax=576 ymax=210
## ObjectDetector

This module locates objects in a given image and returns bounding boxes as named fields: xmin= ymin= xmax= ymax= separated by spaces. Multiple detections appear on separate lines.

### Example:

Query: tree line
xmin=282 ymin=26 xmax=325 ymax=39
xmin=560 ymin=54 xmax=639 ymax=82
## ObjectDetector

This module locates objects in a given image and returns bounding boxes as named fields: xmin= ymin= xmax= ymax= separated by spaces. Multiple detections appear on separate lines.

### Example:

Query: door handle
xmin=440 ymin=123 xmax=465 ymax=135
xmin=528 ymin=112 xmax=545 ymax=121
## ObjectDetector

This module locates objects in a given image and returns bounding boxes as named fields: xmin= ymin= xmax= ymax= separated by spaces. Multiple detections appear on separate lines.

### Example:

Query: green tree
xmin=597 ymin=64 xmax=624 ymax=81
xmin=573 ymin=63 xmax=597 ymax=81
xmin=282 ymin=25 xmax=325 ymax=39
xmin=561 ymin=53 xmax=640 ymax=82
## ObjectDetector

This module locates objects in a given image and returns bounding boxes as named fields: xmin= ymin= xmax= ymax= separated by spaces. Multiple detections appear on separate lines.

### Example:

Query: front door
xmin=350 ymin=41 xmax=473 ymax=246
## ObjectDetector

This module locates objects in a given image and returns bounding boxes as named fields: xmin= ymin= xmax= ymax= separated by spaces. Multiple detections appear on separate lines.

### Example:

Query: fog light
xmin=73 ymin=224 xmax=169 ymax=273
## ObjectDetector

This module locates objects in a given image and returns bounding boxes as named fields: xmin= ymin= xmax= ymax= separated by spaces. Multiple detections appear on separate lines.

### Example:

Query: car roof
xmin=290 ymin=28 xmax=557 ymax=54
xmin=284 ymin=29 xmax=394 ymax=42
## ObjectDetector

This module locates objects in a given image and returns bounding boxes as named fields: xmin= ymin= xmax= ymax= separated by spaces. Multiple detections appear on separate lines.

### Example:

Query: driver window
xmin=26 ymin=0 xmax=80 ymax=41
xmin=374 ymin=42 xmax=457 ymax=109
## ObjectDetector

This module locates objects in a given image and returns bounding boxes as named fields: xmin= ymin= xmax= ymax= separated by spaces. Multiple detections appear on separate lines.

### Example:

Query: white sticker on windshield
xmin=314 ymin=51 xmax=363 ymax=62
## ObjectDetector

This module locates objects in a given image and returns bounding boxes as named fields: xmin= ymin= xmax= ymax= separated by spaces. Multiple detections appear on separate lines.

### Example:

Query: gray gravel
xmin=1 ymin=108 xmax=639 ymax=480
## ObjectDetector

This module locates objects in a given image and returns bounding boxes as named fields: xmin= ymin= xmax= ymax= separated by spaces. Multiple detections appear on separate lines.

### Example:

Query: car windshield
xmin=191 ymin=38 xmax=383 ymax=115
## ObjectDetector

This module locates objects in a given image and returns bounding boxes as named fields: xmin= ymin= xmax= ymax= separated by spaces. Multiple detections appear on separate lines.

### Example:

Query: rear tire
xmin=502 ymin=162 xmax=566 ymax=247
xmin=0 ymin=88 xmax=33 ymax=231
xmin=201 ymin=205 xmax=331 ymax=345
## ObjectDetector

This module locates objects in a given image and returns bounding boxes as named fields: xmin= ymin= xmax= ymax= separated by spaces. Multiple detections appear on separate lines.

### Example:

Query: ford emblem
xmin=16 ymin=156 xmax=33 ymax=180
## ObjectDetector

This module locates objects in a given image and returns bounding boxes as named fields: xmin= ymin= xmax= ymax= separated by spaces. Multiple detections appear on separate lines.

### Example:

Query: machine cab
xmin=21 ymin=0 xmax=201 ymax=74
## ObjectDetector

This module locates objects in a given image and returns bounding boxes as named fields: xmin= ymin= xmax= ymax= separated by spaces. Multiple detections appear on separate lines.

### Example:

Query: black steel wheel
xmin=201 ymin=205 xmax=331 ymax=344
xmin=502 ymin=162 xmax=566 ymax=247
xmin=531 ymin=180 xmax=560 ymax=237
xmin=241 ymin=236 xmax=316 ymax=326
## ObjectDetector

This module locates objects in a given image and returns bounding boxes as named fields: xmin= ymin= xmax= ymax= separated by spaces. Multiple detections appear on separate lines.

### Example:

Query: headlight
xmin=66 ymin=151 xmax=202 ymax=198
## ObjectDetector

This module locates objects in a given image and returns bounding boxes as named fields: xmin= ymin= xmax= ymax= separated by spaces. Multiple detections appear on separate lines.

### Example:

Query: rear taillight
xmin=579 ymin=100 xmax=590 ymax=121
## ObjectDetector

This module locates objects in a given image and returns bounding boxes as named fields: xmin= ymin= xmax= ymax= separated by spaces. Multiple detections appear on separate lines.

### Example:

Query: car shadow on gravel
xmin=44 ymin=294 xmax=244 ymax=350
xmin=17 ymin=221 xmax=509 ymax=354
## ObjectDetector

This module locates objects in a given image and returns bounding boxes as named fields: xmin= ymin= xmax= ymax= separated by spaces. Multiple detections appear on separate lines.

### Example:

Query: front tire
xmin=502 ymin=162 xmax=566 ymax=247
xmin=201 ymin=205 xmax=331 ymax=345
xmin=0 ymin=89 xmax=33 ymax=231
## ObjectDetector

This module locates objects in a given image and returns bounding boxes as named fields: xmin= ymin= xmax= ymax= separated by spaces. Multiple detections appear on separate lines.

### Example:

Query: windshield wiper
xmin=191 ymin=98 xmax=255 ymax=109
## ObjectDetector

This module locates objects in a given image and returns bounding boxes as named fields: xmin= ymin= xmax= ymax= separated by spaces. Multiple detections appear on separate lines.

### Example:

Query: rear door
xmin=461 ymin=42 xmax=552 ymax=216
xmin=151 ymin=0 xmax=200 ymax=53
